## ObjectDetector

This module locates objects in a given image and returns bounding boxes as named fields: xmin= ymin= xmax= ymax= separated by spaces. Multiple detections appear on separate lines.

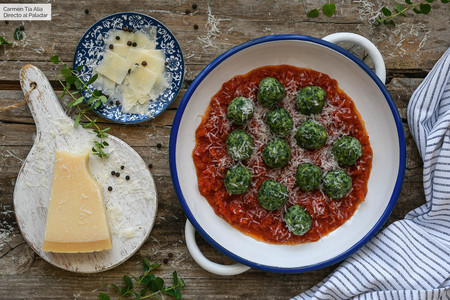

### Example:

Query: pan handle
xmin=322 ymin=32 xmax=386 ymax=84
xmin=185 ymin=220 xmax=251 ymax=276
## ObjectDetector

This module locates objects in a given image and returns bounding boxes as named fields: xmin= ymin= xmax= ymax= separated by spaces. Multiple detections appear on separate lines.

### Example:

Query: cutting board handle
xmin=20 ymin=65 xmax=71 ymax=136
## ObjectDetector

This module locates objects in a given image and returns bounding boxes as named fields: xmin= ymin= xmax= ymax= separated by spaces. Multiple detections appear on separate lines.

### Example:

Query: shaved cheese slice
xmin=114 ymin=85 xmax=139 ymax=112
xmin=130 ymin=31 xmax=157 ymax=50
xmin=126 ymin=48 xmax=165 ymax=74
xmin=150 ymin=72 xmax=171 ymax=100
xmin=92 ymin=74 xmax=116 ymax=96
xmin=96 ymin=50 xmax=130 ymax=84
xmin=110 ymin=44 xmax=130 ymax=58
xmin=104 ymin=30 xmax=133 ymax=47
xmin=127 ymin=66 xmax=158 ymax=104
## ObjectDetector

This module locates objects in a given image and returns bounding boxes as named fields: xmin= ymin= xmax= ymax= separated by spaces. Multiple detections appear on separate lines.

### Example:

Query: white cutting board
xmin=13 ymin=65 xmax=157 ymax=273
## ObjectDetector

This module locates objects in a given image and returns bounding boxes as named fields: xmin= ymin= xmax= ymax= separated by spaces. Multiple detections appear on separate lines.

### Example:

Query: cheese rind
xmin=42 ymin=151 xmax=112 ymax=253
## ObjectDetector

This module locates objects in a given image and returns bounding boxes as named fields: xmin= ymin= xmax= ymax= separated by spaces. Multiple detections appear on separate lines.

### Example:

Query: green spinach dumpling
xmin=295 ymin=163 xmax=322 ymax=192
xmin=295 ymin=120 xmax=328 ymax=150
xmin=284 ymin=205 xmax=312 ymax=236
xmin=332 ymin=136 xmax=362 ymax=166
xmin=257 ymin=77 xmax=286 ymax=108
xmin=257 ymin=180 xmax=288 ymax=210
xmin=262 ymin=138 xmax=291 ymax=168
xmin=226 ymin=130 xmax=254 ymax=161
xmin=265 ymin=107 xmax=293 ymax=137
xmin=323 ymin=169 xmax=352 ymax=199
xmin=297 ymin=86 xmax=327 ymax=115
xmin=224 ymin=165 xmax=252 ymax=195
xmin=227 ymin=96 xmax=254 ymax=126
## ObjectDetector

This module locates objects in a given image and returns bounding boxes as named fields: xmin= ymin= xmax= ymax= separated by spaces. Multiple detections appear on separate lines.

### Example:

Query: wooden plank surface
xmin=0 ymin=0 xmax=448 ymax=299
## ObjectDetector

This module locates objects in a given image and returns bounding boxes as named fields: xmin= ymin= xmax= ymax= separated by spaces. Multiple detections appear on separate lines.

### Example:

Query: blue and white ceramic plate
xmin=73 ymin=12 xmax=184 ymax=123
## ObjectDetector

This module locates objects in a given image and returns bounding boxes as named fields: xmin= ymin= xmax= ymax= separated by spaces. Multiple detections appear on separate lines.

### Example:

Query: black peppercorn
xmin=121 ymin=165 xmax=124 ymax=170
xmin=115 ymin=36 xmax=120 ymax=40
xmin=127 ymin=41 xmax=132 ymax=46
xmin=185 ymin=9 xmax=191 ymax=14
xmin=116 ymin=172 xmax=120 ymax=177
xmin=164 ymin=61 xmax=168 ymax=65
xmin=128 ymin=69 xmax=131 ymax=74
xmin=142 ymin=61 xmax=147 ymax=66
xmin=148 ymin=163 xmax=153 ymax=169
xmin=109 ymin=44 xmax=114 ymax=49
xmin=19 ymin=25 xmax=24 ymax=31
xmin=127 ymin=27 xmax=133 ymax=32
xmin=163 ymin=258 xmax=168 ymax=264
xmin=5 ymin=21 xmax=9 ymax=25
xmin=123 ymin=26 xmax=128 ymax=31
xmin=111 ymin=170 xmax=116 ymax=176
xmin=132 ymin=42 xmax=137 ymax=47
xmin=108 ymin=186 xmax=113 ymax=191
xmin=156 ymin=143 xmax=162 ymax=148
xmin=116 ymin=100 xmax=121 ymax=106
xmin=192 ymin=3 xmax=198 ymax=9
xmin=168 ymin=252 xmax=174 ymax=258
xmin=125 ymin=175 xmax=130 ymax=180
xmin=109 ymin=101 xmax=113 ymax=105
xmin=85 ymin=9 xmax=89 ymax=14
xmin=194 ymin=24 xmax=199 ymax=30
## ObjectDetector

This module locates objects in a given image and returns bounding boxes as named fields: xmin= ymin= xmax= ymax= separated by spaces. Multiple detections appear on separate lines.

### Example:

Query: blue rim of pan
xmin=169 ymin=34 xmax=406 ymax=273
xmin=73 ymin=12 xmax=184 ymax=124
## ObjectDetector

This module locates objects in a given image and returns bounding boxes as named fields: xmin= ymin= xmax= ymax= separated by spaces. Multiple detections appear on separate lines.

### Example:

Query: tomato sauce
xmin=192 ymin=65 xmax=372 ymax=244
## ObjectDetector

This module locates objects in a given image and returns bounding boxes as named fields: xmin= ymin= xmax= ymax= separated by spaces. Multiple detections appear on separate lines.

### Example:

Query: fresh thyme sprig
xmin=50 ymin=55 xmax=110 ymax=158
xmin=98 ymin=258 xmax=186 ymax=300
xmin=377 ymin=0 xmax=449 ymax=26
xmin=0 ymin=27 xmax=24 ymax=45
xmin=307 ymin=0 xmax=336 ymax=18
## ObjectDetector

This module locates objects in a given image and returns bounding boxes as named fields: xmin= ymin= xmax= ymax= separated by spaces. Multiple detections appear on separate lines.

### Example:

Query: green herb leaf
xmin=425 ymin=0 xmax=434 ymax=3
xmin=0 ymin=36 xmax=13 ymax=45
xmin=61 ymin=67 xmax=72 ymax=78
xmin=394 ymin=4 xmax=407 ymax=16
xmin=50 ymin=55 xmax=59 ymax=64
xmin=98 ymin=292 xmax=110 ymax=300
xmin=381 ymin=7 xmax=392 ymax=16
xmin=94 ymin=100 xmax=102 ymax=108
xmin=322 ymin=3 xmax=336 ymax=17
xmin=149 ymin=277 xmax=164 ymax=292
xmin=110 ymin=284 xmax=120 ymax=294
xmin=13 ymin=28 xmax=23 ymax=40
xmin=74 ymin=79 xmax=83 ymax=90
xmin=419 ymin=3 xmax=431 ymax=14
xmin=441 ymin=0 xmax=450 ymax=3
xmin=93 ymin=89 xmax=102 ymax=97
xmin=99 ymin=95 xmax=108 ymax=104
xmin=66 ymin=75 xmax=76 ymax=84
xmin=307 ymin=9 xmax=319 ymax=18
xmin=123 ymin=275 xmax=133 ymax=289
xmin=87 ymin=96 xmax=95 ymax=105
xmin=87 ymin=73 xmax=98 ymax=84
xmin=72 ymin=96 xmax=84 ymax=106
xmin=75 ymin=65 xmax=84 ymax=72
xmin=413 ymin=7 xmax=422 ymax=13
xmin=74 ymin=114 xmax=81 ymax=127
xmin=405 ymin=0 xmax=412 ymax=4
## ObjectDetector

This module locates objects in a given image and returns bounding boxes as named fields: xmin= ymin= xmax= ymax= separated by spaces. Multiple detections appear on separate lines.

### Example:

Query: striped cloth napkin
xmin=294 ymin=48 xmax=450 ymax=300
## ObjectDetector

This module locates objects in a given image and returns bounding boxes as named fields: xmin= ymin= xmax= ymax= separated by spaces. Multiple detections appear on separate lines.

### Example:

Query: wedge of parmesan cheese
xmin=42 ymin=151 xmax=112 ymax=253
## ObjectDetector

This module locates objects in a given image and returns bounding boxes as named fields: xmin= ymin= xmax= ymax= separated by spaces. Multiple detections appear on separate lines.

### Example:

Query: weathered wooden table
xmin=1 ymin=1 xmax=449 ymax=299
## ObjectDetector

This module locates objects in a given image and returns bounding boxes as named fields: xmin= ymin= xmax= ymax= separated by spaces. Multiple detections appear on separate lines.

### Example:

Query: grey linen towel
xmin=293 ymin=48 xmax=450 ymax=300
